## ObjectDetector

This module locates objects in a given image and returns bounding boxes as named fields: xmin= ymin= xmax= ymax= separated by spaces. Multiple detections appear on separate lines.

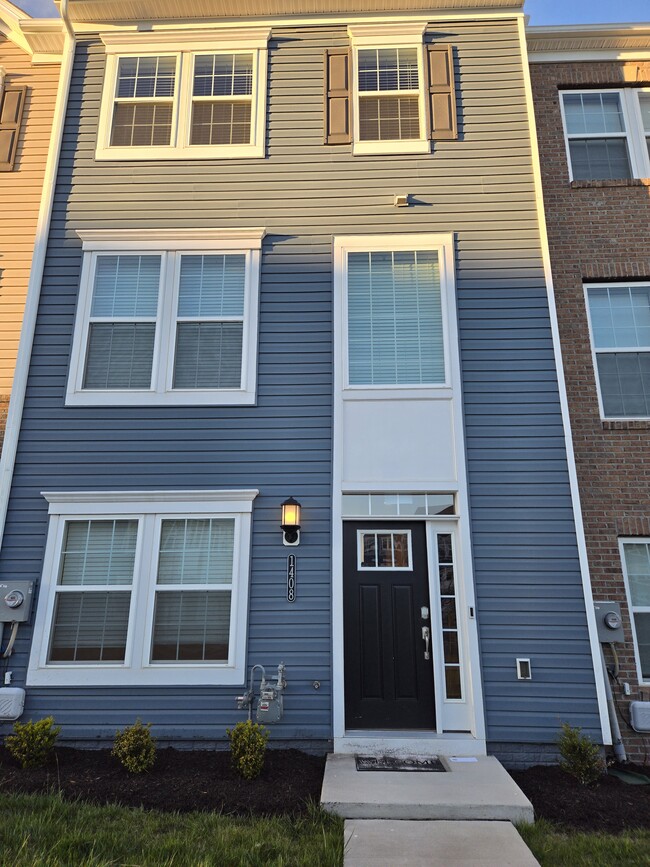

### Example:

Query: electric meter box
xmin=0 ymin=687 xmax=25 ymax=721
xmin=630 ymin=701 xmax=650 ymax=733
xmin=593 ymin=601 xmax=625 ymax=644
xmin=0 ymin=581 xmax=34 ymax=623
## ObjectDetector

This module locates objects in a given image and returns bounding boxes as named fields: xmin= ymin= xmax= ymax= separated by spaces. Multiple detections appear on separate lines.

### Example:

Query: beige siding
xmin=0 ymin=37 xmax=59 ymax=395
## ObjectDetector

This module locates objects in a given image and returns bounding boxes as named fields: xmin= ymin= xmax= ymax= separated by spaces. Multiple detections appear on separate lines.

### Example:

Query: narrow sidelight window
xmin=621 ymin=541 xmax=650 ymax=682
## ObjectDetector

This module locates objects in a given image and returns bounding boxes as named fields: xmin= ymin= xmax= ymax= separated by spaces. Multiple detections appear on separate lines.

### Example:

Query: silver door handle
xmin=422 ymin=626 xmax=430 ymax=660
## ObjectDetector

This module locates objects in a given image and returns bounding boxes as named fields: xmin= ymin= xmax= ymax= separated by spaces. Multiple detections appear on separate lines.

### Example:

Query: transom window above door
xmin=67 ymin=229 xmax=264 ymax=406
xmin=338 ymin=235 xmax=452 ymax=390
xmin=97 ymin=30 xmax=270 ymax=160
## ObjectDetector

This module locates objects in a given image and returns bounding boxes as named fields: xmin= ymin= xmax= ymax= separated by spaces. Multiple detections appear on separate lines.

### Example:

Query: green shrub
xmin=557 ymin=722 xmax=605 ymax=786
xmin=227 ymin=720 xmax=269 ymax=780
xmin=5 ymin=716 xmax=61 ymax=769
xmin=112 ymin=720 xmax=157 ymax=774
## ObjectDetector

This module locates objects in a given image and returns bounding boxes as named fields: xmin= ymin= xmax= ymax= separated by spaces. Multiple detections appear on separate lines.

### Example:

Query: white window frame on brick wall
xmin=66 ymin=229 xmax=264 ymax=407
xmin=584 ymin=282 xmax=650 ymax=421
xmin=96 ymin=29 xmax=270 ymax=161
xmin=619 ymin=538 xmax=650 ymax=686
xmin=348 ymin=24 xmax=429 ymax=156
xmin=27 ymin=489 xmax=258 ymax=687
xmin=559 ymin=88 xmax=650 ymax=181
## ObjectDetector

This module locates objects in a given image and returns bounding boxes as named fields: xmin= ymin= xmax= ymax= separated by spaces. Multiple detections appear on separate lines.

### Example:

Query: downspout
xmin=0 ymin=0 xmax=75 ymax=551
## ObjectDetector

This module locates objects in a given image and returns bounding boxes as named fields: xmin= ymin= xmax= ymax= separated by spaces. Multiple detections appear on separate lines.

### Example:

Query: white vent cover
xmin=0 ymin=687 xmax=25 ymax=721
xmin=630 ymin=701 xmax=650 ymax=733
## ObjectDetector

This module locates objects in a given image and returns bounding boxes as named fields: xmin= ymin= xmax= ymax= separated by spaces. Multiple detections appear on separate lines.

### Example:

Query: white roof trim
xmin=42 ymin=489 xmax=260 ymax=505
xmin=0 ymin=4 xmax=65 ymax=60
xmin=101 ymin=25 xmax=271 ymax=52
xmin=527 ymin=23 xmax=650 ymax=56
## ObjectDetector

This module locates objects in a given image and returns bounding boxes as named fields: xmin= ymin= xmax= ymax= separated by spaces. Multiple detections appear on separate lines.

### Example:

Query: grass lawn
xmin=519 ymin=819 xmax=650 ymax=867
xmin=0 ymin=793 xmax=344 ymax=867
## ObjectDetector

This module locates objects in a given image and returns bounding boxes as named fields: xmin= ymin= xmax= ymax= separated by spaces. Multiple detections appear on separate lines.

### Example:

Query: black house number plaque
xmin=287 ymin=555 xmax=296 ymax=602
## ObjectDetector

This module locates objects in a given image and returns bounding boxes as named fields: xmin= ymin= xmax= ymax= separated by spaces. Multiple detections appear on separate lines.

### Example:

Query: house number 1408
xmin=287 ymin=555 xmax=296 ymax=602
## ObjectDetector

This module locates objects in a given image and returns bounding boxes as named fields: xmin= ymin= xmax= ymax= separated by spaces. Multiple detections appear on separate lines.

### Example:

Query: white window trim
xmin=66 ymin=228 xmax=264 ymax=407
xmin=335 ymin=233 xmax=454 ymax=396
xmin=559 ymin=88 xmax=650 ymax=182
xmin=584 ymin=281 xmax=650 ymax=421
xmin=96 ymin=28 xmax=270 ymax=161
xmin=27 ymin=489 xmax=258 ymax=687
xmin=619 ymin=537 xmax=650 ymax=686
xmin=348 ymin=23 xmax=430 ymax=156
xmin=356 ymin=528 xmax=413 ymax=571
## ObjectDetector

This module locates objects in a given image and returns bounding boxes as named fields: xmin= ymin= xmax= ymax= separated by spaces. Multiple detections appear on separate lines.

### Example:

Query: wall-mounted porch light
xmin=281 ymin=497 xmax=301 ymax=547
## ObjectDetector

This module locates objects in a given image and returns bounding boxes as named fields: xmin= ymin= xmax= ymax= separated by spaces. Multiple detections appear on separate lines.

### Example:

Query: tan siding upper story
xmin=0 ymin=38 xmax=59 ymax=393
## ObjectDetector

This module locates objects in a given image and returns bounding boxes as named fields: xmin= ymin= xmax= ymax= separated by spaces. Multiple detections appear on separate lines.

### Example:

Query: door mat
xmin=355 ymin=755 xmax=446 ymax=772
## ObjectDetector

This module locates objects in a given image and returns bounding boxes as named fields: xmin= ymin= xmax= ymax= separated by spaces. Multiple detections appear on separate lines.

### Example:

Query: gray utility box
xmin=0 ymin=581 xmax=34 ymax=623
xmin=630 ymin=701 xmax=650 ymax=733
xmin=593 ymin=601 xmax=625 ymax=644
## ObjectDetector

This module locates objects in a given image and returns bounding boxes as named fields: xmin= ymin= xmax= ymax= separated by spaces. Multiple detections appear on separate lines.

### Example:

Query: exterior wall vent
xmin=0 ymin=687 xmax=25 ymax=720
xmin=630 ymin=701 xmax=650 ymax=733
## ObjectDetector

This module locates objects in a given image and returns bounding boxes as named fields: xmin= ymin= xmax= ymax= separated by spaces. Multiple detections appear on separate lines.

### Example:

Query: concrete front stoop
xmin=321 ymin=754 xmax=539 ymax=866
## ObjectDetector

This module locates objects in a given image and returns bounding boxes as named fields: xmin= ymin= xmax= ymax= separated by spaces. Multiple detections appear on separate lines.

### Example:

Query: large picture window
xmin=27 ymin=490 xmax=257 ymax=687
xmin=67 ymin=229 xmax=263 ymax=406
xmin=97 ymin=30 xmax=269 ymax=160
xmin=585 ymin=283 xmax=650 ymax=419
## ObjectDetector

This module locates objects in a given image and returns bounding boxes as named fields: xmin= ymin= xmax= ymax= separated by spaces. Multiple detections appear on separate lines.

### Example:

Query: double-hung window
xmin=560 ymin=89 xmax=650 ymax=180
xmin=27 ymin=490 xmax=257 ymax=687
xmin=338 ymin=234 xmax=451 ymax=390
xmin=339 ymin=25 xmax=456 ymax=155
xmin=67 ymin=229 xmax=263 ymax=406
xmin=97 ymin=29 xmax=269 ymax=160
xmin=620 ymin=540 xmax=650 ymax=684
xmin=585 ymin=283 xmax=650 ymax=419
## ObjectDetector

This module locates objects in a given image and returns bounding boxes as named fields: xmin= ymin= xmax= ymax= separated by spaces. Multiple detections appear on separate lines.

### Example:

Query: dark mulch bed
xmin=0 ymin=746 xmax=325 ymax=817
xmin=512 ymin=763 xmax=650 ymax=833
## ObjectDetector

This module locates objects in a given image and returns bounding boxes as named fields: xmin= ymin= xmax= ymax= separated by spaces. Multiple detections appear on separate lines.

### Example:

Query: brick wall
xmin=531 ymin=60 xmax=650 ymax=763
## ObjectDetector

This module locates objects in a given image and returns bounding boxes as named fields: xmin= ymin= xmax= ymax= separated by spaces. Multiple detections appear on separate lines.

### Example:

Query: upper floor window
xmin=585 ymin=283 xmax=650 ymax=419
xmin=336 ymin=234 xmax=453 ymax=390
xmin=560 ymin=89 xmax=650 ymax=181
xmin=67 ymin=229 xmax=264 ymax=406
xmin=97 ymin=29 xmax=270 ymax=160
xmin=325 ymin=25 xmax=456 ymax=155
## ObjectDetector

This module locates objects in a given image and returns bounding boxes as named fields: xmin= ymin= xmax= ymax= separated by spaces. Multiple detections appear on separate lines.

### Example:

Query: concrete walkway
xmin=344 ymin=819 xmax=540 ymax=866
xmin=321 ymin=754 xmax=540 ymax=865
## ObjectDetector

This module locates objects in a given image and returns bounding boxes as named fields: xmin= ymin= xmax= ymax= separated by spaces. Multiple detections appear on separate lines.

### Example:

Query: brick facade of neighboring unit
xmin=531 ymin=59 xmax=650 ymax=762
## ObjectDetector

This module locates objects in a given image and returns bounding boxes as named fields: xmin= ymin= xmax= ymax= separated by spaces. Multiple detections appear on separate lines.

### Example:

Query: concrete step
xmin=344 ymin=820 xmax=540 ymax=866
xmin=321 ymin=754 xmax=534 ymax=823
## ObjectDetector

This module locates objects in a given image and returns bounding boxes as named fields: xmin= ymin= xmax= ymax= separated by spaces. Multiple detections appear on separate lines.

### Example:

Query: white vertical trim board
xmin=0 ymin=5 xmax=75 ymax=556
xmin=518 ymin=15 xmax=612 ymax=745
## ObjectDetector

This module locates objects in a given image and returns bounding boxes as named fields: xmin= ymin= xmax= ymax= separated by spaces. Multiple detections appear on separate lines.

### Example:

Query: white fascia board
xmin=76 ymin=228 xmax=266 ymax=250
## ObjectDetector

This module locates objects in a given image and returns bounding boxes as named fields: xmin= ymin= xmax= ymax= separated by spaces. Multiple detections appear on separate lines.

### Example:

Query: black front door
xmin=343 ymin=521 xmax=435 ymax=730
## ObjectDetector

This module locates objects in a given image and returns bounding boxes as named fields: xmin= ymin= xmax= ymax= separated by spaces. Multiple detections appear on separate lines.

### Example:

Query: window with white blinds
xmin=97 ymin=33 xmax=269 ymax=160
xmin=67 ymin=234 xmax=262 ymax=407
xmin=29 ymin=491 xmax=257 ymax=687
xmin=347 ymin=249 xmax=445 ymax=386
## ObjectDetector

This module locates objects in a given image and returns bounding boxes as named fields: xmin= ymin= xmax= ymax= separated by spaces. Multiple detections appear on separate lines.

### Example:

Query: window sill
xmin=602 ymin=419 xmax=650 ymax=430
xmin=65 ymin=390 xmax=257 ymax=407
xmin=26 ymin=664 xmax=246 ymax=688
xmin=352 ymin=139 xmax=431 ymax=156
xmin=95 ymin=144 xmax=265 ymax=161
xmin=570 ymin=178 xmax=650 ymax=189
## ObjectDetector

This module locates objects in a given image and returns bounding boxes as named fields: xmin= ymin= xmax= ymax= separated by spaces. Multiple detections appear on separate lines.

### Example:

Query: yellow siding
xmin=0 ymin=37 xmax=59 ymax=394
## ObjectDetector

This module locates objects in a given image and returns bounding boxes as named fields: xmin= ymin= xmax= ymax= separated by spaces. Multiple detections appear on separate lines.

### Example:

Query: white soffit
xmin=527 ymin=23 xmax=650 ymax=56
xmin=0 ymin=1 xmax=64 ymax=60
xmin=60 ymin=0 xmax=523 ymax=24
